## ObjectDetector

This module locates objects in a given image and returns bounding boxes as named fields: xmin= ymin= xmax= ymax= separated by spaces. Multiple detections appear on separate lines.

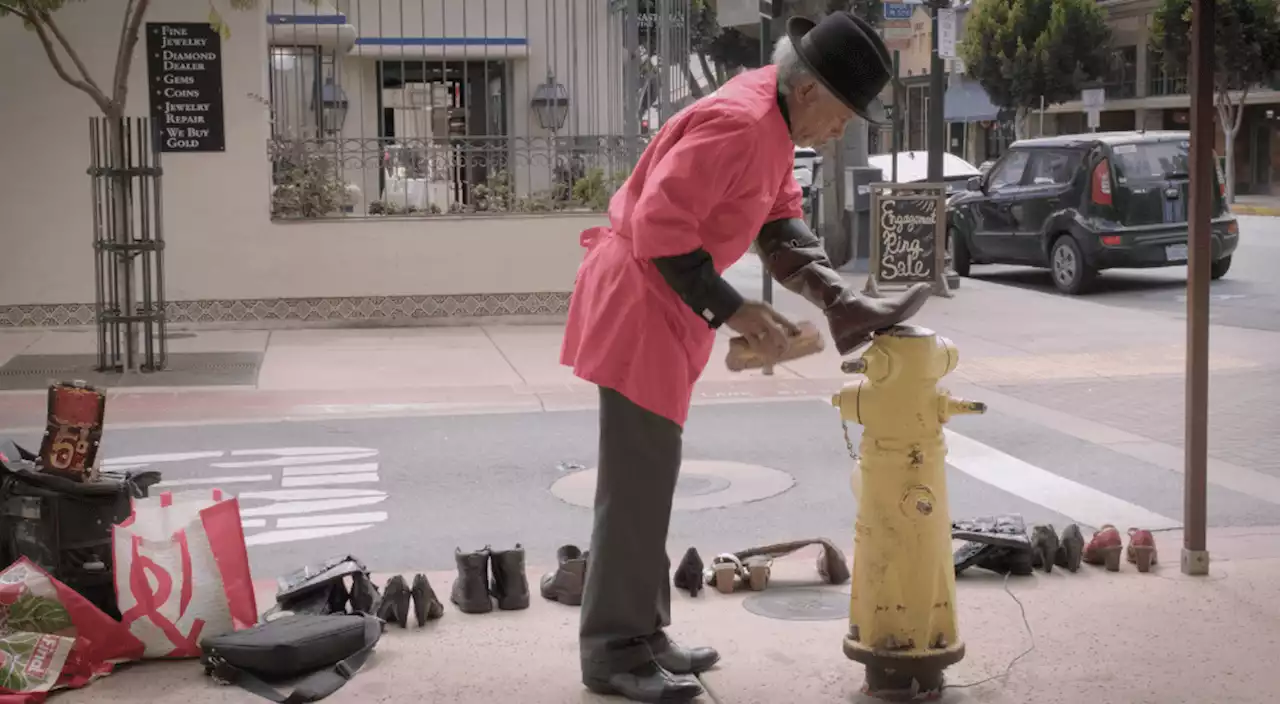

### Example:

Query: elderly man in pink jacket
xmin=560 ymin=12 xmax=931 ymax=702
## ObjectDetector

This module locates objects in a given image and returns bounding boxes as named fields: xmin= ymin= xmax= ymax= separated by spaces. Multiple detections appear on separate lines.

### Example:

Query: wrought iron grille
xmin=264 ymin=0 xmax=695 ymax=220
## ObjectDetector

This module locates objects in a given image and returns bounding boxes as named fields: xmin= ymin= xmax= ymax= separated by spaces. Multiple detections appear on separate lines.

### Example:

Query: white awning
xmin=267 ymin=1 xmax=357 ymax=53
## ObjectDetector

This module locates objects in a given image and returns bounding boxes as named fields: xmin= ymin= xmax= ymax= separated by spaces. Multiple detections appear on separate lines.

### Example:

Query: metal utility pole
xmin=891 ymin=50 xmax=901 ymax=183
xmin=760 ymin=0 xmax=778 ymax=375
xmin=623 ymin=0 xmax=640 ymax=165
xmin=1183 ymin=0 xmax=1214 ymax=577
xmin=926 ymin=0 xmax=959 ymax=289
xmin=926 ymin=0 xmax=949 ymax=183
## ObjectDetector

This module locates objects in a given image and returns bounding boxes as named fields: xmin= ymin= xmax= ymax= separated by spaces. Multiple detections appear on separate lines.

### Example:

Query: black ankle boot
xmin=672 ymin=547 xmax=704 ymax=597
xmin=451 ymin=547 xmax=494 ymax=614
xmin=490 ymin=544 xmax=531 ymax=611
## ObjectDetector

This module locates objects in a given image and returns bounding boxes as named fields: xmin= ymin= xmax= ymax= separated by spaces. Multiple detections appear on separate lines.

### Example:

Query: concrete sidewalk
xmin=2 ymin=267 xmax=1276 ymax=397
xmin=60 ymin=526 xmax=1280 ymax=704
xmin=1233 ymin=195 xmax=1280 ymax=217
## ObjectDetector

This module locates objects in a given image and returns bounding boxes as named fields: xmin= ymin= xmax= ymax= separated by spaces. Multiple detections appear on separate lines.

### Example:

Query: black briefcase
xmin=201 ymin=613 xmax=383 ymax=703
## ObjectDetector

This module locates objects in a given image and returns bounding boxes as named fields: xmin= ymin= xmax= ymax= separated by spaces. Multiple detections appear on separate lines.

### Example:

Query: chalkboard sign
xmin=863 ymin=184 xmax=951 ymax=298
xmin=146 ymin=22 xmax=225 ymax=153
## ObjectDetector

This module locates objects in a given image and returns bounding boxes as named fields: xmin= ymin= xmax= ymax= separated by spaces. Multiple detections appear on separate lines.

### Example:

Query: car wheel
xmin=1210 ymin=255 xmax=1232 ymax=280
xmin=950 ymin=229 xmax=971 ymax=277
xmin=1050 ymin=235 xmax=1097 ymax=295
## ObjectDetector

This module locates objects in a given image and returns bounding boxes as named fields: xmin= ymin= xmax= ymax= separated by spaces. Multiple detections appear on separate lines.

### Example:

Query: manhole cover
xmin=674 ymin=475 xmax=730 ymax=497
xmin=549 ymin=460 xmax=795 ymax=511
xmin=742 ymin=588 xmax=848 ymax=621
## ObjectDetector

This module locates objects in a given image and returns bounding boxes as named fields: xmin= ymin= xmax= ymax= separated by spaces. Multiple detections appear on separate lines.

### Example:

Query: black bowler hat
xmin=786 ymin=12 xmax=892 ymax=125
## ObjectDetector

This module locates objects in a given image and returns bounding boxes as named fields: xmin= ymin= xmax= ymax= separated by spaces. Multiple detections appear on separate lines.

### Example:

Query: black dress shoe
xmin=648 ymin=633 xmax=720 ymax=675
xmin=583 ymin=659 xmax=703 ymax=702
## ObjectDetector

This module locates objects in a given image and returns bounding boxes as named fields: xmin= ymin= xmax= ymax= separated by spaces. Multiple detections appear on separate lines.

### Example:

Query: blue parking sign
xmin=883 ymin=3 xmax=914 ymax=20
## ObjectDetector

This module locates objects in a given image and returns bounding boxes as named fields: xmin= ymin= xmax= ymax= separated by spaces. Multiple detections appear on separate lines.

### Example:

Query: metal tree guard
xmin=88 ymin=117 xmax=168 ymax=374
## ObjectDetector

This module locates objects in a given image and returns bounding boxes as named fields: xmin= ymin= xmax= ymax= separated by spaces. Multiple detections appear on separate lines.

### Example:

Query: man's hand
xmin=725 ymin=300 xmax=800 ymax=363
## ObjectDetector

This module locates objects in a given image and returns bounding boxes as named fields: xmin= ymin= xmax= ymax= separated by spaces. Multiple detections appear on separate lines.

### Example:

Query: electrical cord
xmin=944 ymin=573 xmax=1036 ymax=691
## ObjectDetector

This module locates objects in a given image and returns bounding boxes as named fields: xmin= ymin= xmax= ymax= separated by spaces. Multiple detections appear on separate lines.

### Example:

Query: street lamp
xmin=315 ymin=77 xmax=349 ymax=135
xmin=531 ymin=74 xmax=571 ymax=131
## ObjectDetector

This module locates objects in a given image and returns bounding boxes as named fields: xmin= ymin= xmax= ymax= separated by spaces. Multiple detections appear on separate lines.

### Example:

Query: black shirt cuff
xmin=652 ymin=249 xmax=745 ymax=329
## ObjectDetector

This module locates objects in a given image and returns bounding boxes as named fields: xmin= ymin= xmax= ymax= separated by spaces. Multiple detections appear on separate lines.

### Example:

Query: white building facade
xmin=0 ymin=0 xmax=661 ymax=327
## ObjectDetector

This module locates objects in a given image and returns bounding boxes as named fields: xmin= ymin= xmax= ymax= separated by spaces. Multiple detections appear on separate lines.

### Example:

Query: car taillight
xmin=1091 ymin=160 xmax=1112 ymax=206
xmin=1227 ymin=220 xmax=1239 ymax=235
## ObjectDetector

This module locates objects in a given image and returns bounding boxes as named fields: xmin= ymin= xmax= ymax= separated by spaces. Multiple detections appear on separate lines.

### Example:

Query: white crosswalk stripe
xmin=106 ymin=446 xmax=390 ymax=546
xmin=944 ymin=429 xmax=1181 ymax=531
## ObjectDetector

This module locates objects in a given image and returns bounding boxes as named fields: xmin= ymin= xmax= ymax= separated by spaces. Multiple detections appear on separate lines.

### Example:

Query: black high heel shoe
xmin=673 ymin=547 xmax=704 ymax=597
xmin=377 ymin=575 xmax=412 ymax=627
xmin=1030 ymin=525 xmax=1061 ymax=573
xmin=1055 ymin=524 xmax=1085 ymax=572
xmin=412 ymin=573 xmax=445 ymax=625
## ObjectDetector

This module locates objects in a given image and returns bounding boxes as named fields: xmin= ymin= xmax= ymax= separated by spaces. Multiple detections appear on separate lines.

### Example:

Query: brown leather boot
xmin=490 ymin=544 xmax=531 ymax=611
xmin=540 ymin=544 xmax=588 ymax=606
xmin=825 ymin=284 xmax=933 ymax=354
xmin=755 ymin=218 xmax=932 ymax=355
xmin=450 ymin=547 xmax=493 ymax=614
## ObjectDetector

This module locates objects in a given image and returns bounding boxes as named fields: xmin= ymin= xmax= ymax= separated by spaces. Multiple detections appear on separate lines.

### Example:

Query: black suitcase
xmin=0 ymin=438 xmax=159 ymax=619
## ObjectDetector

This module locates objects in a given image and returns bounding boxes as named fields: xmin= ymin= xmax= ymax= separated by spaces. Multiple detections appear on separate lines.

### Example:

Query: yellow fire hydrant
xmin=831 ymin=325 xmax=985 ymax=699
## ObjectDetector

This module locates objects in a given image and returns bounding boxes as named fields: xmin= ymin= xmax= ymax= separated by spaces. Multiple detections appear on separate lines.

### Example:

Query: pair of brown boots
xmin=451 ymin=545 xmax=531 ymax=614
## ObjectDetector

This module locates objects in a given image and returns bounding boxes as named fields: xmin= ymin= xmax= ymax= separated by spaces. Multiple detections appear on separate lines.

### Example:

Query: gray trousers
xmin=580 ymin=386 xmax=683 ymax=677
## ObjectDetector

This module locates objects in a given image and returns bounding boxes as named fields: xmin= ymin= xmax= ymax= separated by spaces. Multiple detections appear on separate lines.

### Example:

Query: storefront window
xmin=268 ymin=47 xmax=338 ymax=139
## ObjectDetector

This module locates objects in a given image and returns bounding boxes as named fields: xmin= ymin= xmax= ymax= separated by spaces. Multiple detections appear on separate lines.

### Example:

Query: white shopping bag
xmin=113 ymin=489 xmax=257 ymax=659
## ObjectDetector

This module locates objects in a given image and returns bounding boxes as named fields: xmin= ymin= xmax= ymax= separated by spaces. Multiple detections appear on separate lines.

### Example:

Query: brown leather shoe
xmin=540 ymin=544 xmax=588 ymax=606
xmin=827 ymin=283 xmax=933 ymax=355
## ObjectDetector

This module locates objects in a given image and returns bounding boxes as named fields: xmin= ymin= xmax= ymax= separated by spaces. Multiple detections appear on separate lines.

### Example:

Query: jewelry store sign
xmin=146 ymin=22 xmax=226 ymax=152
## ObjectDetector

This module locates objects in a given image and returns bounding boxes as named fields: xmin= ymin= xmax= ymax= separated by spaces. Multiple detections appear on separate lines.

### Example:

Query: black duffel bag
xmin=201 ymin=613 xmax=383 ymax=703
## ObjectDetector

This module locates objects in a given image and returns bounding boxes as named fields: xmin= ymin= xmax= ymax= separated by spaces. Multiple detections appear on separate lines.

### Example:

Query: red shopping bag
xmin=113 ymin=489 xmax=257 ymax=659
xmin=0 ymin=558 xmax=144 ymax=704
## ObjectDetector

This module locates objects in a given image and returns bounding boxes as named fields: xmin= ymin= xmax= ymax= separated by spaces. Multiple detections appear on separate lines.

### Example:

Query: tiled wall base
xmin=0 ymin=292 xmax=571 ymax=328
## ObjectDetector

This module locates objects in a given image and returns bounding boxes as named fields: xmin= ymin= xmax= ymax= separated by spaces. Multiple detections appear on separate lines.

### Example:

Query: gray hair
xmin=772 ymin=35 xmax=814 ymax=96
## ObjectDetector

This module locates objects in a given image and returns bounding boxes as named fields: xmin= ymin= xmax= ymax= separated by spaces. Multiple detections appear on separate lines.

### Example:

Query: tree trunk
xmin=1224 ymin=138 xmax=1235 ymax=203
xmin=1013 ymin=107 xmax=1030 ymax=140
xmin=682 ymin=58 xmax=704 ymax=100
xmin=697 ymin=52 xmax=720 ymax=90
xmin=104 ymin=109 xmax=138 ymax=369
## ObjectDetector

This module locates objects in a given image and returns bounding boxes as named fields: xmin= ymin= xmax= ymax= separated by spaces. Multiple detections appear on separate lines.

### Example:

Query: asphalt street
xmin=968 ymin=214 xmax=1280 ymax=331
xmin=25 ymin=398 xmax=1279 ymax=583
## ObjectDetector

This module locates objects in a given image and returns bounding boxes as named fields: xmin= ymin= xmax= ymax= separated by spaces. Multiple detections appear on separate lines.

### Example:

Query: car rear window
xmin=1110 ymin=141 xmax=1190 ymax=182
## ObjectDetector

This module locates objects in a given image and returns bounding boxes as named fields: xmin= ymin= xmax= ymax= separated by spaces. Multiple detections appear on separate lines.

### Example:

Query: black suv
xmin=947 ymin=131 xmax=1240 ymax=294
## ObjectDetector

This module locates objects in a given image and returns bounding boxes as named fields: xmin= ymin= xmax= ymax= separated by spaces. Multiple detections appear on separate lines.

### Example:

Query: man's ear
xmin=794 ymin=79 xmax=818 ymax=104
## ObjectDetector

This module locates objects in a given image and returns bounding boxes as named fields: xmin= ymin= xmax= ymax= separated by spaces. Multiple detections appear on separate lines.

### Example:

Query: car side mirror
xmin=966 ymin=176 xmax=983 ymax=192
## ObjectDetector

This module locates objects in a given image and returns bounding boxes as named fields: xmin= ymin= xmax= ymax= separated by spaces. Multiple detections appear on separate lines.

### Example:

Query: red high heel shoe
xmin=1082 ymin=524 xmax=1123 ymax=571
xmin=1126 ymin=528 xmax=1158 ymax=573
